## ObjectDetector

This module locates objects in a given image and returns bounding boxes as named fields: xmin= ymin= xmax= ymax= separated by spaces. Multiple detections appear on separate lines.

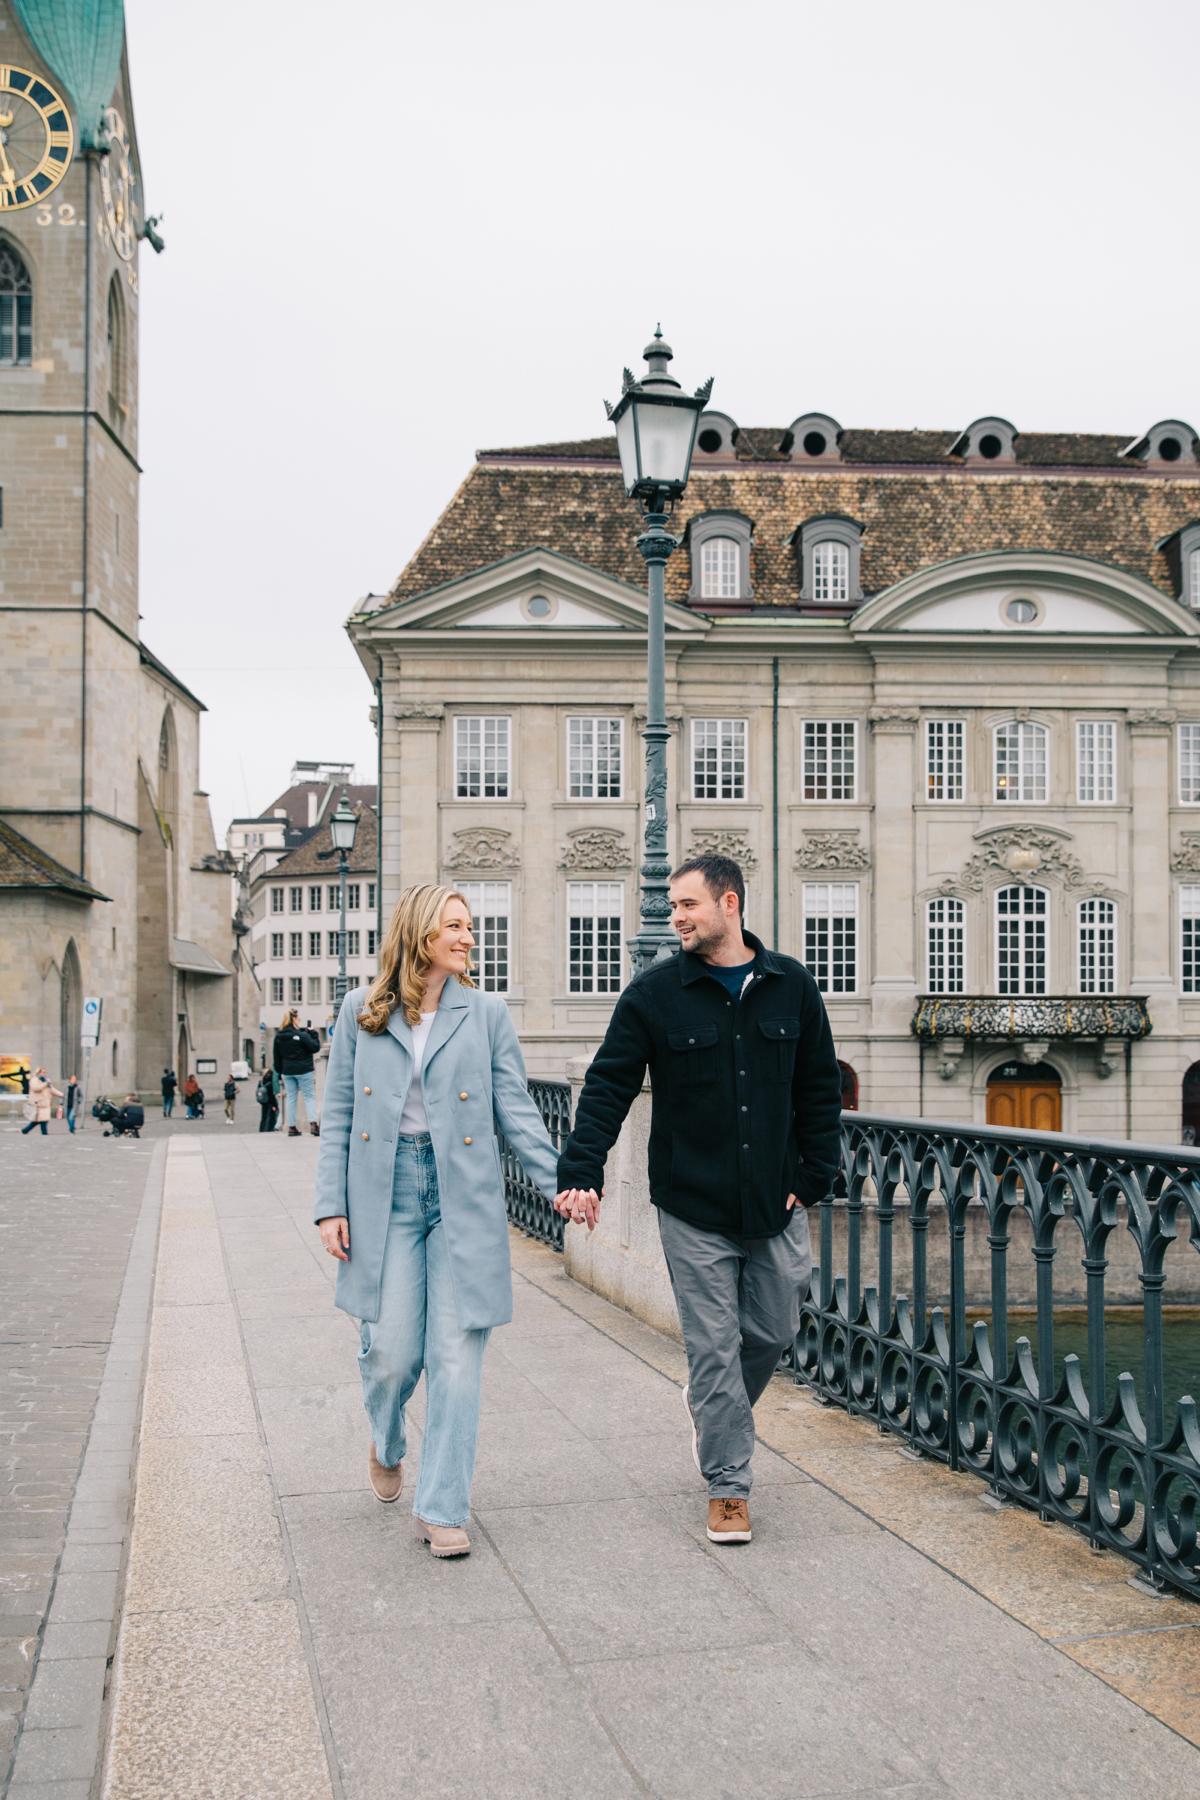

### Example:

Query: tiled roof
xmin=0 ymin=820 xmax=109 ymax=900
xmin=262 ymin=806 xmax=378 ymax=880
xmin=389 ymin=459 xmax=1200 ymax=609
xmin=477 ymin=428 xmax=1143 ymax=469
xmin=259 ymin=781 xmax=378 ymax=834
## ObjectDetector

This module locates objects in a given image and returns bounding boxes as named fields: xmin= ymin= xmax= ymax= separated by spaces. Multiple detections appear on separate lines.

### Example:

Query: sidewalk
xmin=82 ymin=1136 xmax=1200 ymax=1797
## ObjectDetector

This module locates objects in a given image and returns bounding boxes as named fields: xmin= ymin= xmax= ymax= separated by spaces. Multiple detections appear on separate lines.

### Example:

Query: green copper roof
xmin=11 ymin=0 xmax=125 ymax=148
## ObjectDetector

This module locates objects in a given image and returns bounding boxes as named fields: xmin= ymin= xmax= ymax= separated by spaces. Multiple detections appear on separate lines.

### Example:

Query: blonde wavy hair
xmin=357 ymin=885 xmax=475 ymax=1033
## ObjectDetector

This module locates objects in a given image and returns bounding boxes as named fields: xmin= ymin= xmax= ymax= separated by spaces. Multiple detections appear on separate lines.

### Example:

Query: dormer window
xmin=1156 ymin=520 xmax=1200 ymax=607
xmin=689 ymin=510 xmax=752 ymax=603
xmin=795 ymin=515 xmax=864 ymax=605
xmin=1192 ymin=547 xmax=1200 ymax=609
xmin=1123 ymin=420 xmax=1200 ymax=467
xmin=949 ymin=416 xmax=1017 ymax=463
xmin=694 ymin=411 xmax=738 ymax=459
xmin=783 ymin=413 xmax=842 ymax=462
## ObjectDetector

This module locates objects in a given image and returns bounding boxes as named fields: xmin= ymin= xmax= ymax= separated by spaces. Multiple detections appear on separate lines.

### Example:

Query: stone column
xmin=868 ymin=707 xmax=919 ymax=1033
xmin=1128 ymin=709 xmax=1174 ymax=988
xmin=383 ymin=702 xmax=444 ymax=908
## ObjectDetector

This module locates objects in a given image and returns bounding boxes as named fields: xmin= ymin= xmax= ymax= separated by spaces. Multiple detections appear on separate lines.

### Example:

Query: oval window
xmin=1004 ymin=597 xmax=1038 ymax=625
xmin=526 ymin=595 xmax=552 ymax=618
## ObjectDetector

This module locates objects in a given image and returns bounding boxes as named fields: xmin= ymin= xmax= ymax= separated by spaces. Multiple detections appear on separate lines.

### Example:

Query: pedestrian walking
xmin=161 ymin=1067 xmax=177 ymax=1117
xmin=65 ymin=1073 xmax=80 ymax=1133
xmin=223 ymin=1073 xmax=237 ymax=1125
xmin=20 ymin=1067 xmax=63 ymax=1137
xmin=256 ymin=1065 xmax=279 ymax=1132
xmin=313 ymin=885 xmax=562 ymax=1558
xmin=555 ymin=854 xmax=842 ymax=1546
xmin=274 ymin=1009 xmax=321 ymax=1137
xmin=182 ymin=1074 xmax=204 ymax=1118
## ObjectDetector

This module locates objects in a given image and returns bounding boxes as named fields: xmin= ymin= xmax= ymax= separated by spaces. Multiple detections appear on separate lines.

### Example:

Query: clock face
xmin=0 ymin=66 xmax=73 ymax=210
xmin=99 ymin=107 xmax=138 ymax=260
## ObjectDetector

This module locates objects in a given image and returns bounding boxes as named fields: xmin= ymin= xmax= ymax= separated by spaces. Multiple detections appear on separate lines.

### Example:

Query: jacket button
xmin=459 ymin=1091 xmax=468 ymax=1101
xmin=463 ymin=1136 xmax=473 ymax=1146
xmin=363 ymin=1086 xmax=371 ymax=1095
xmin=688 ymin=1037 xmax=695 ymax=1045
xmin=361 ymin=1130 xmax=369 ymax=1141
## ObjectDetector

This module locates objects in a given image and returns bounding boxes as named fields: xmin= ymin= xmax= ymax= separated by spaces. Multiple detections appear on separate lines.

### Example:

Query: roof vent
xmin=782 ymin=413 xmax=842 ymax=461
xmin=1122 ymin=420 xmax=1199 ymax=467
xmin=694 ymin=411 xmax=738 ymax=459
xmin=949 ymin=417 xmax=1017 ymax=463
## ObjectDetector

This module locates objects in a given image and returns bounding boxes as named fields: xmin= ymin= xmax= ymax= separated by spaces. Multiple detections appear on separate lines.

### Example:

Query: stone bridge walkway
xmin=8 ymin=1130 xmax=1200 ymax=1797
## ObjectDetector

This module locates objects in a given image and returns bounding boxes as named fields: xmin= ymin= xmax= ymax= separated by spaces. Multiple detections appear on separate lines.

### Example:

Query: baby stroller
xmin=92 ymin=1095 xmax=145 ymax=1138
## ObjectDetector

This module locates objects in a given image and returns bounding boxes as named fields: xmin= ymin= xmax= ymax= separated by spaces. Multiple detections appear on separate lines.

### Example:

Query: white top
xmin=397 ymin=1012 xmax=438 ymax=1134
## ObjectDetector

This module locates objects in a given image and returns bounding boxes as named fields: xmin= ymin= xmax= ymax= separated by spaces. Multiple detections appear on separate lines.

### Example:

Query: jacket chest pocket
xmin=759 ymin=1017 xmax=801 ymax=1081
xmin=667 ymin=1024 xmax=720 ymax=1085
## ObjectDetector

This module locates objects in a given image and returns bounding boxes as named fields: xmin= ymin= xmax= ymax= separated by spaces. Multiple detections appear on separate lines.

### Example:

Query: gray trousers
xmin=658 ymin=1206 xmax=813 ymax=1499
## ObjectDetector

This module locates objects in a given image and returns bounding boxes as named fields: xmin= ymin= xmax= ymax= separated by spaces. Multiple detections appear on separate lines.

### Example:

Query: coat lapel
xmin=421 ymin=981 xmax=470 ymax=1070
xmin=384 ymin=1007 xmax=413 ymax=1054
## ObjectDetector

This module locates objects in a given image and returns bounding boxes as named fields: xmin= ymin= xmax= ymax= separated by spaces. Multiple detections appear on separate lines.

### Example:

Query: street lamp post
xmin=328 ymin=793 xmax=359 ymax=1014
xmin=606 ymin=328 xmax=712 ymax=976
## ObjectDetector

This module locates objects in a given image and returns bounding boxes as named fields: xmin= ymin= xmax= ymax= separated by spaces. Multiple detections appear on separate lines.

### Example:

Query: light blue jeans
xmin=358 ymin=1133 xmax=490 ymax=1527
xmin=282 ymin=1069 xmax=318 ymax=1126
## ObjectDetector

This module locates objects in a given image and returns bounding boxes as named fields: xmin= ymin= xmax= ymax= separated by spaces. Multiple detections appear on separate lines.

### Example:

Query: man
xmin=161 ymin=1067 xmax=177 ymax=1117
xmin=273 ymin=1009 xmax=321 ymax=1137
xmin=555 ymin=854 xmax=842 ymax=1545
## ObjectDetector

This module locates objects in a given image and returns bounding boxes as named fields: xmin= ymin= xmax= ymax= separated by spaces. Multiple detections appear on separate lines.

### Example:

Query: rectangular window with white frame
xmin=270 ymin=887 xmax=284 ymax=914
xmin=568 ymin=716 xmax=623 ymax=799
xmin=326 ymin=976 xmax=338 ymax=1004
xmin=368 ymin=882 xmax=377 ymax=911
xmin=1076 ymin=720 xmax=1116 ymax=804
xmin=1180 ymin=724 xmax=1200 ymax=804
xmin=307 ymin=976 xmax=322 ymax=1005
xmin=1182 ymin=886 xmax=1200 ymax=992
xmin=288 ymin=976 xmax=303 ymax=1005
xmin=308 ymin=885 xmax=322 ymax=912
xmin=926 ymin=896 xmax=965 ymax=994
xmin=289 ymin=886 xmax=303 ymax=913
xmin=270 ymin=932 xmax=283 ymax=959
xmin=327 ymin=883 xmax=340 ymax=909
xmin=802 ymin=882 xmax=858 ymax=994
xmin=327 ymin=931 xmax=339 ymax=957
xmin=996 ymin=884 xmax=1047 ymax=996
xmin=567 ymin=881 xmax=623 ymax=994
xmin=455 ymin=715 xmax=511 ymax=799
xmin=812 ymin=540 xmax=850 ymax=603
xmin=691 ymin=718 xmax=747 ymax=801
xmin=367 ymin=929 xmax=377 ymax=957
xmin=803 ymin=720 xmax=857 ymax=802
xmin=699 ymin=536 xmax=739 ymax=600
xmin=346 ymin=883 xmax=361 ymax=911
xmin=308 ymin=931 xmax=320 ymax=958
xmin=457 ymin=879 xmax=511 ymax=993
xmin=289 ymin=932 xmax=303 ymax=958
xmin=994 ymin=721 xmax=1048 ymax=803
xmin=346 ymin=930 xmax=360 ymax=958
xmin=270 ymin=977 xmax=284 ymax=1004
xmin=1077 ymin=897 xmax=1115 ymax=994
xmin=925 ymin=719 xmax=965 ymax=802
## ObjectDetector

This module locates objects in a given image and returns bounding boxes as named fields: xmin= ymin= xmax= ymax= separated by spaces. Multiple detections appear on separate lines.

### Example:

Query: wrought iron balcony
xmin=912 ymin=994 xmax=1152 ymax=1041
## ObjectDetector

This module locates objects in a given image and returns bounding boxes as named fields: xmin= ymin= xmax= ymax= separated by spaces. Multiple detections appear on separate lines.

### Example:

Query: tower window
xmin=106 ymin=276 xmax=126 ymax=431
xmin=0 ymin=239 xmax=33 ymax=367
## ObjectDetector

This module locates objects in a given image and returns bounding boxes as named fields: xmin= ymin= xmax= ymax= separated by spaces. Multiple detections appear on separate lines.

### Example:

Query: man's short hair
xmin=669 ymin=853 xmax=745 ymax=919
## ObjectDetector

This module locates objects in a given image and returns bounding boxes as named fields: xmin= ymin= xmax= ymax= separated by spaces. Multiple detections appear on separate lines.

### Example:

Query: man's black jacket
xmin=556 ymin=932 xmax=843 ymax=1238
xmin=273 ymin=1025 xmax=320 ymax=1077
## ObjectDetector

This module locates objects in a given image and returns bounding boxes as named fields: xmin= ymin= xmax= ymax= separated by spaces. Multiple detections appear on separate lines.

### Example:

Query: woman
xmin=314 ymin=885 xmax=562 ymax=1558
xmin=274 ymin=1009 xmax=321 ymax=1137
xmin=182 ymin=1073 xmax=202 ymax=1119
xmin=20 ymin=1068 xmax=62 ymax=1137
xmin=257 ymin=1064 xmax=279 ymax=1133
xmin=65 ymin=1073 xmax=80 ymax=1133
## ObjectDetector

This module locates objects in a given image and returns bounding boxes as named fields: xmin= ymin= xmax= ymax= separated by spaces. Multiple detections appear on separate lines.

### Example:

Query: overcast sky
xmin=123 ymin=0 xmax=1200 ymax=838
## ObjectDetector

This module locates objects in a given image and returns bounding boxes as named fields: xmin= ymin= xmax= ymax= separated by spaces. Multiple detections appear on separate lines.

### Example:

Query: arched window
xmin=700 ymin=535 xmax=739 ymax=599
xmin=0 ymin=238 xmax=33 ymax=366
xmin=838 ymin=1061 xmax=859 ymax=1111
xmin=926 ymin=896 xmax=965 ymax=994
xmin=994 ymin=720 xmax=1048 ymax=802
xmin=996 ymin=884 xmax=1048 ymax=996
xmin=1077 ymin=897 xmax=1115 ymax=994
xmin=111 ymin=1037 xmax=119 ymax=1079
xmin=1190 ymin=546 xmax=1200 ymax=609
xmin=106 ymin=276 xmax=126 ymax=430
xmin=60 ymin=939 xmax=82 ymax=1080
xmin=158 ymin=708 xmax=179 ymax=921
xmin=812 ymin=540 xmax=850 ymax=603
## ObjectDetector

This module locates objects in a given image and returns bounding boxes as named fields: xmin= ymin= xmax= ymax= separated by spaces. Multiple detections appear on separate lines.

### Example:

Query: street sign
xmin=81 ymin=995 xmax=102 ymax=1047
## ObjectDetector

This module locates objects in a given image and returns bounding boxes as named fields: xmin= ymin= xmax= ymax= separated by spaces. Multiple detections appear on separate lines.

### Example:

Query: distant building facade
xmin=347 ymin=410 xmax=1200 ymax=1142
xmin=0 ymin=1 xmax=237 ymax=1097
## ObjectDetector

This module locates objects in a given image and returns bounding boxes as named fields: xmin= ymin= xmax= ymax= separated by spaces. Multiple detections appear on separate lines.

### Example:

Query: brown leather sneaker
xmin=310 ymin=1121 xmax=320 ymax=1136
xmin=415 ymin=1517 xmax=471 ymax=1558
xmin=367 ymin=1443 xmax=403 ymax=1503
xmin=707 ymin=1497 xmax=751 ymax=1543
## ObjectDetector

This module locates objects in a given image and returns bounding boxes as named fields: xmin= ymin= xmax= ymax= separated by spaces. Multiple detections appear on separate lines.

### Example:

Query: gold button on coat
xmin=363 ymin=1086 xmax=371 ymax=1095
xmin=459 ymin=1091 xmax=468 ymax=1101
xmin=361 ymin=1130 xmax=369 ymax=1141
xmin=463 ymin=1136 xmax=473 ymax=1146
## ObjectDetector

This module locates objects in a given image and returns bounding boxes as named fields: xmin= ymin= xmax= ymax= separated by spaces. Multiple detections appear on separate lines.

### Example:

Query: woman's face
xmin=426 ymin=896 xmax=474 ymax=982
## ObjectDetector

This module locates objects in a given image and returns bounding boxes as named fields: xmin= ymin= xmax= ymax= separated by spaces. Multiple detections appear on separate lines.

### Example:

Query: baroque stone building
xmin=0 ymin=0 xmax=237 ymax=1099
xmin=347 ymin=408 xmax=1200 ymax=1140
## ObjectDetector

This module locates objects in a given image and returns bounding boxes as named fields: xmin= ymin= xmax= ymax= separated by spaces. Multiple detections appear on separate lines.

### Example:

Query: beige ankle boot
xmin=367 ymin=1443 xmax=403 ymax=1503
xmin=415 ymin=1516 xmax=470 ymax=1558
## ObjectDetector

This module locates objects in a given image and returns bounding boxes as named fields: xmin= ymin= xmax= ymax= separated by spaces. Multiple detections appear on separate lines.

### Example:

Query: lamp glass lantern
xmin=329 ymin=795 xmax=358 ymax=854
xmin=606 ymin=328 xmax=711 ymax=504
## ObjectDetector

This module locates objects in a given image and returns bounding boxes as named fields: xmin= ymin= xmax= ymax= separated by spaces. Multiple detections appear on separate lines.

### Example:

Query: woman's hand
xmin=319 ymin=1216 xmax=350 ymax=1261
xmin=553 ymin=1188 xmax=602 ymax=1231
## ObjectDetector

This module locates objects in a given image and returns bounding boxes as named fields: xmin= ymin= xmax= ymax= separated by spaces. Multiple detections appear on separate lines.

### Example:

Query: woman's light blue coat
xmin=313 ymin=982 xmax=561 ymax=1330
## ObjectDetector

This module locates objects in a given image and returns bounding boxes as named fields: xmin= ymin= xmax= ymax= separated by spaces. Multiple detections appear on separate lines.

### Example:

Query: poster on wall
xmin=0 ymin=1056 xmax=31 ymax=1094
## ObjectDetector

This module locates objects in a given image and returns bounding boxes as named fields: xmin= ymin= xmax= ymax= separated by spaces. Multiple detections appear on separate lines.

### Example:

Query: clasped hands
xmin=553 ymin=1187 xmax=602 ymax=1231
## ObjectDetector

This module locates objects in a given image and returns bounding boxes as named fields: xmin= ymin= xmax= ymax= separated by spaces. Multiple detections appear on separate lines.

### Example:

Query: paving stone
xmin=21 ymin=1655 xmax=106 ymax=1730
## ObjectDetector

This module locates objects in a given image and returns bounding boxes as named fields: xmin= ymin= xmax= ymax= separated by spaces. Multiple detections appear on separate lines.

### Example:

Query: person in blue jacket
xmin=313 ymin=884 xmax=569 ymax=1558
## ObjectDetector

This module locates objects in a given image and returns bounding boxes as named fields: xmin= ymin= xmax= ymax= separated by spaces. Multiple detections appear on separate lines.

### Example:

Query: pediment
xmin=851 ymin=551 xmax=1199 ymax=640
xmin=352 ymin=550 xmax=709 ymax=641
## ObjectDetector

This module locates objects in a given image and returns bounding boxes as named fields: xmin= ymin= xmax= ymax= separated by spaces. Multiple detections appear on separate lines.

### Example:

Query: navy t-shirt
xmin=704 ymin=957 xmax=757 ymax=1003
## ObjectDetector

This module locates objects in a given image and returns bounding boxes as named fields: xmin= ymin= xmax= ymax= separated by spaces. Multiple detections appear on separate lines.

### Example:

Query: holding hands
xmin=554 ymin=1187 xmax=602 ymax=1231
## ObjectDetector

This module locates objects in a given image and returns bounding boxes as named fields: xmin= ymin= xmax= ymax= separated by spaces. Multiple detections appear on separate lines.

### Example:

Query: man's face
xmin=669 ymin=871 xmax=738 ymax=956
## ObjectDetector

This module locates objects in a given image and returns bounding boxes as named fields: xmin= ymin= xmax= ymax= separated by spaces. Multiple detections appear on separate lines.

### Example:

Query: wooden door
xmin=986 ymin=1081 xmax=1061 ymax=1131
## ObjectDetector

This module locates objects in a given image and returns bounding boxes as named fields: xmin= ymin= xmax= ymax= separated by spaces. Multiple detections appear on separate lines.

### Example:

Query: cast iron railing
xmin=499 ymin=1079 xmax=571 ymax=1250
xmin=793 ymin=1111 xmax=1200 ymax=1600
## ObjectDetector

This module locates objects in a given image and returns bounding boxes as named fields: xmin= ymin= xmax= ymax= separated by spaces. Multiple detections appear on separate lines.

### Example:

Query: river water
xmin=970 ymin=1308 xmax=1200 ymax=1422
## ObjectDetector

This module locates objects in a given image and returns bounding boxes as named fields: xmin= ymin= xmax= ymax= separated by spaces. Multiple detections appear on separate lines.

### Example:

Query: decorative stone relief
xmin=1128 ymin=708 xmax=1177 ymax=730
xmin=687 ymin=828 xmax=759 ymax=873
xmin=1171 ymin=836 xmax=1200 ymax=875
xmin=559 ymin=828 xmax=631 ymax=872
xmin=868 ymin=707 xmax=919 ymax=732
xmin=444 ymin=827 xmax=519 ymax=870
xmin=956 ymin=827 xmax=1086 ymax=892
xmin=394 ymin=702 xmax=445 ymax=721
xmin=794 ymin=830 xmax=870 ymax=871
